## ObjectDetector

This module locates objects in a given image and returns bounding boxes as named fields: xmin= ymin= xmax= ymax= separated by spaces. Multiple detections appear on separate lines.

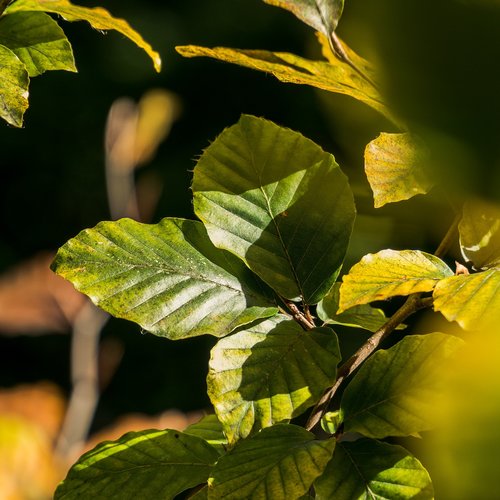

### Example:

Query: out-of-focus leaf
xmin=365 ymin=132 xmax=433 ymax=208
xmin=51 ymin=218 xmax=278 ymax=340
xmin=208 ymin=424 xmax=335 ymax=500
xmin=184 ymin=415 xmax=227 ymax=453
xmin=317 ymin=282 xmax=399 ymax=332
xmin=338 ymin=249 xmax=453 ymax=313
xmin=7 ymin=0 xmax=161 ymax=71
xmin=207 ymin=315 xmax=340 ymax=443
xmin=176 ymin=46 xmax=393 ymax=122
xmin=55 ymin=429 xmax=219 ymax=499
xmin=0 ymin=44 xmax=29 ymax=127
xmin=340 ymin=333 xmax=464 ymax=438
xmin=192 ymin=114 xmax=355 ymax=304
xmin=262 ymin=0 xmax=344 ymax=34
xmin=459 ymin=198 xmax=500 ymax=270
xmin=315 ymin=439 xmax=433 ymax=500
xmin=0 ymin=11 xmax=76 ymax=76
xmin=433 ymin=269 xmax=500 ymax=330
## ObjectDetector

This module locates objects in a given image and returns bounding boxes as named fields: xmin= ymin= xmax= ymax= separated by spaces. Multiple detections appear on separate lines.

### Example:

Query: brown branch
xmin=306 ymin=293 xmax=429 ymax=431
xmin=286 ymin=301 xmax=315 ymax=330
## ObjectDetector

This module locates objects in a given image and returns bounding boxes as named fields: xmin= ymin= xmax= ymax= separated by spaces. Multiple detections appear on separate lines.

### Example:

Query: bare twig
xmin=306 ymin=293 xmax=431 ymax=431
xmin=434 ymin=212 xmax=461 ymax=258
xmin=286 ymin=301 xmax=315 ymax=330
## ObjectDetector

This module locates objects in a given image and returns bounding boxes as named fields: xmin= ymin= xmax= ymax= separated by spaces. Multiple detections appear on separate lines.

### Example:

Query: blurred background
xmin=1 ymin=0 xmax=498 ymax=498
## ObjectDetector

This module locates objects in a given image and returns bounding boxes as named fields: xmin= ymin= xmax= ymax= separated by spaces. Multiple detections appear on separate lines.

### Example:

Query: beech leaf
xmin=192 ymin=114 xmax=355 ymax=304
xmin=208 ymin=424 xmax=335 ymax=500
xmin=207 ymin=315 xmax=340 ymax=443
xmin=7 ymin=0 xmax=161 ymax=71
xmin=51 ymin=218 xmax=278 ymax=340
xmin=0 ymin=11 xmax=76 ymax=76
xmin=340 ymin=333 xmax=464 ymax=438
xmin=315 ymin=439 xmax=434 ymax=500
xmin=364 ymin=133 xmax=433 ymax=208
xmin=339 ymin=249 xmax=453 ymax=313
xmin=433 ymin=269 xmax=500 ymax=330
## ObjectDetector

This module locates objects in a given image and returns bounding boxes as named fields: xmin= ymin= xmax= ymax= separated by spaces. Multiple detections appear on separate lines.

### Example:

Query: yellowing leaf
xmin=0 ymin=44 xmax=29 ymax=127
xmin=339 ymin=249 xmax=453 ymax=313
xmin=7 ymin=0 xmax=161 ymax=72
xmin=365 ymin=133 xmax=434 ymax=208
xmin=176 ymin=45 xmax=393 ymax=122
xmin=459 ymin=198 xmax=500 ymax=270
xmin=433 ymin=269 xmax=500 ymax=330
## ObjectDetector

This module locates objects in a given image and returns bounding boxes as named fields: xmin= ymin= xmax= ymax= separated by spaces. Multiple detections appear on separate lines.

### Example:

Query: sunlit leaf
xmin=459 ymin=198 xmax=500 ymax=270
xmin=208 ymin=424 xmax=335 ymax=499
xmin=321 ymin=410 xmax=342 ymax=435
xmin=207 ymin=315 xmax=340 ymax=443
xmin=0 ymin=11 xmax=75 ymax=76
xmin=315 ymin=439 xmax=433 ymax=500
xmin=184 ymin=415 xmax=227 ymax=453
xmin=339 ymin=249 xmax=453 ymax=313
xmin=433 ymin=269 xmax=500 ymax=330
xmin=341 ymin=333 xmax=464 ymax=438
xmin=262 ymin=0 xmax=344 ymax=34
xmin=192 ymin=114 xmax=355 ymax=304
xmin=0 ymin=44 xmax=29 ymax=127
xmin=54 ymin=429 xmax=220 ymax=499
xmin=51 ymin=218 xmax=278 ymax=340
xmin=7 ymin=0 xmax=161 ymax=72
xmin=364 ymin=133 xmax=433 ymax=208
xmin=317 ymin=283 xmax=398 ymax=332
xmin=176 ymin=46 xmax=393 ymax=122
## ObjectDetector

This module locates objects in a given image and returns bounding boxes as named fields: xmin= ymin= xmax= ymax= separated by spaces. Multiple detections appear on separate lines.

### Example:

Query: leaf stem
xmin=306 ymin=293 xmax=429 ymax=431
xmin=286 ymin=300 xmax=315 ymax=330
xmin=0 ymin=0 xmax=12 ymax=16
xmin=434 ymin=212 xmax=461 ymax=258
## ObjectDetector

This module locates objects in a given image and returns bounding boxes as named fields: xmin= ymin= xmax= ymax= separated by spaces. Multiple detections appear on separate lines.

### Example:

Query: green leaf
xmin=208 ymin=315 xmax=340 ymax=444
xmin=0 ymin=11 xmax=76 ymax=76
xmin=317 ymin=283 xmax=399 ymax=332
xmin=54 ymin=429 xmax=220 ymax=499
xmin=192 ymin=114 xmax=355 ymax=304
xmin=339 ymin=249 xmax=453 ymax=313
xmin=176 ymin=46 xmax=394 ymax=122
xmin=51 ymin=218 xmax=278 ymax=340
xmin=341 ymin=333 xmax=464 ymax=438
xmin=364 ymin=133 xmax=433 ymax=208
xmin=459 ymin=198 xmax=500 ymax=270
xmin=433 ymin=269 xmax=500 ymax=330
xmin=315 ymin=439 xmax=434 ymax=500
xmin=321 ymin=410 xmax=342 ymax=435
xmin=7 ymin=0 xmax=161 ymax=72
xmin=184 ymin=415 xmax=228 ymax=453
xmin=208 ymin=424 xmax=335 ymax=499
xmin=262 ymin=0 xmax=345 ymax=34
xmin=0 ymin=44 xmax=29 ymax=127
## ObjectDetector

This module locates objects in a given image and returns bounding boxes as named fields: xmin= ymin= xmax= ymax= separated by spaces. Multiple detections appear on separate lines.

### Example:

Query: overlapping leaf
xmin=459 ymin=198 xmax=500 ymax=270
xmin=51 ymin=218 xmax=278 ymax=340
xmin=365 ymin=133 xmax=433 ymax=208
xmin=0 ymin=44 xmax=29 ymax=127
xmin=192 ymin=114 xmax=355 ymax=304
xmin=208 ymin=424 xmax=335 ymax=499
xmin=176 ymin=46 xmax=392 ymax=121
xmin=0 ymin=11 xmax=76 ymax=76
xmin=7 ymin=0 xmax=161 ymax=71
xmin=208 ymin=315 xmax=340 ymax=443
xmin=184 ymin=415 xmax=227 ymax=453
xmin=340 ymin=333 xmax=464 ymax=438
xmin=318 ymin=283 xmax=397 ymax=332
xmin=315 ymin=439 xmax=433 ymax=500
xmin=339 ymin=249 xmax=453 ymax=313
xmin=433 ymin=270 xmax=500 ymax=330
xmin=54 ymin=429 xmax=220 ymax=499
xmin=262 ymin=0 xmax=344 ymax=34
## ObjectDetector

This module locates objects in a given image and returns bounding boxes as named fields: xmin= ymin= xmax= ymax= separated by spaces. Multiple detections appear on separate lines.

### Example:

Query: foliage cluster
xmin=2 ymin=0 xmax=500 ymax=498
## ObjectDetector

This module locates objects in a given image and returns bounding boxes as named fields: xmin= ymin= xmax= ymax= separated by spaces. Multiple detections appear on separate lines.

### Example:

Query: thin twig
xmin=0 ymin=0 xmax=12 ymax=16
xmin=306 ymin=293 xmax=429 ymax=431
xmin=286 ymin=301 xmax=315 ymax=330
xmin=434 ymin=212 xmax=461 ymax=258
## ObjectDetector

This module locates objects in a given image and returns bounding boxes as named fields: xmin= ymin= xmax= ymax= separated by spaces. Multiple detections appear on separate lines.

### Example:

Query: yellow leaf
xmin=7 ymin=0 xmax=161 ymax=72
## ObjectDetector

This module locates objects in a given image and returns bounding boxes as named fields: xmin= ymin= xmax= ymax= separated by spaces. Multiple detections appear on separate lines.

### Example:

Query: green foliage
xmin=0 ymin=0 xmax=160 ymax=126
xmin=8 ymin=0 xmax=495 ymax=497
